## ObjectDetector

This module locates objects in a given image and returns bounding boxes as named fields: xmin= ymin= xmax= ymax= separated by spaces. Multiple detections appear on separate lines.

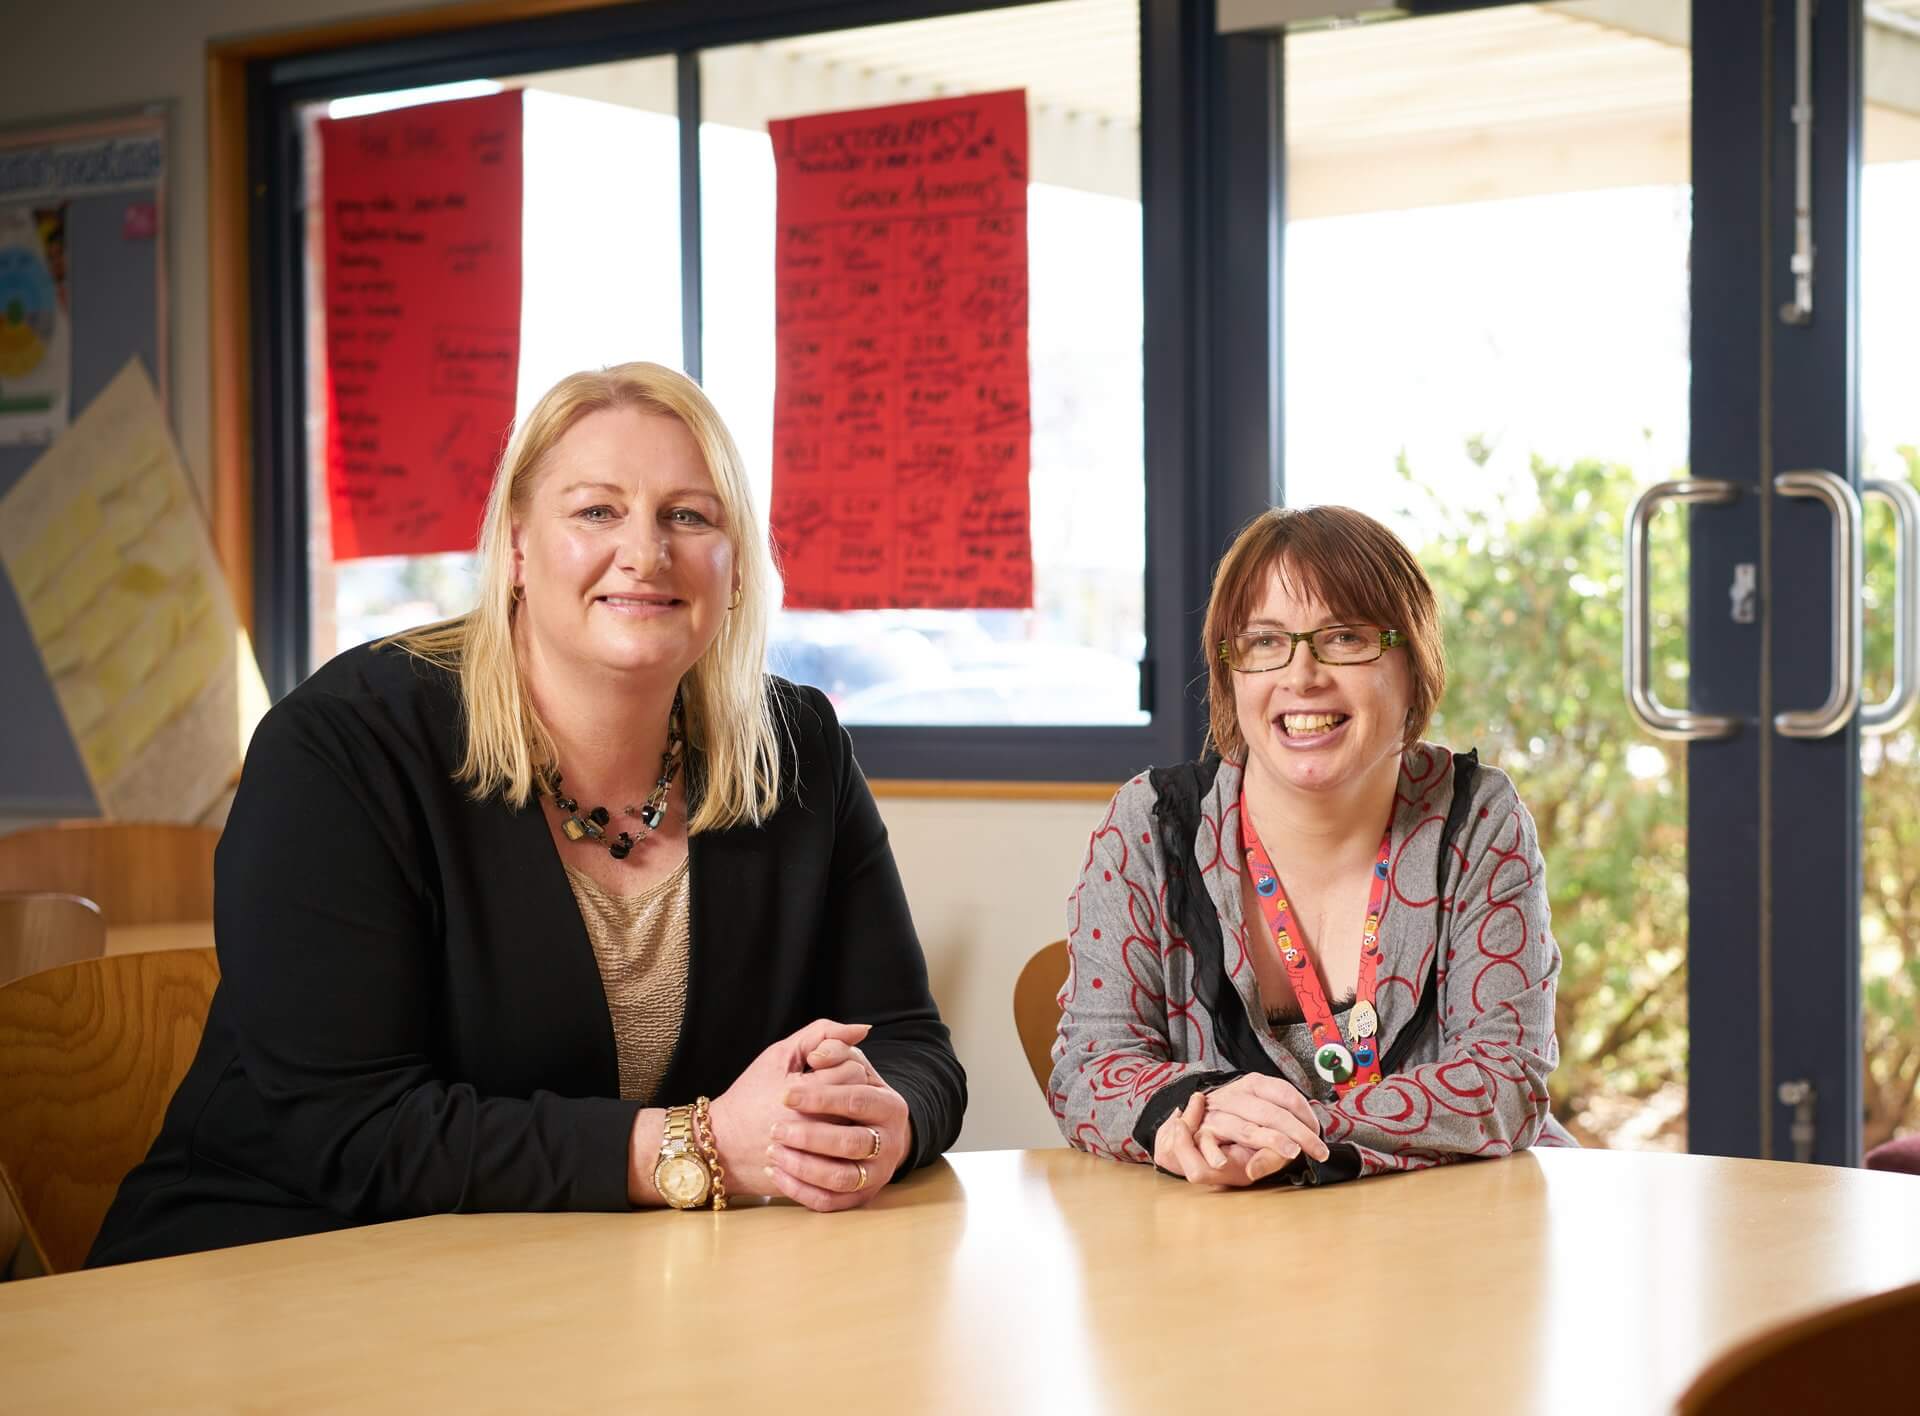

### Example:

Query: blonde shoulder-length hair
xmin=388 ymin=361 xmax=785 ymax=834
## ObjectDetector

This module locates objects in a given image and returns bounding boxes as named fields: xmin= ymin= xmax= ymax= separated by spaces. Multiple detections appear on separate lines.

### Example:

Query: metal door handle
xmin=1861 ymin=477 xmax=1920 ymax=735
xmin=1624 ymin=479 xmax=1742 ymax=741
xmin=1774 ymin=469 xmax=1864 ymax=738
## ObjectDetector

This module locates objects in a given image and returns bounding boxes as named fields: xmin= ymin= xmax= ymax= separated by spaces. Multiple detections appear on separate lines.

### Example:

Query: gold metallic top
xmin=563 ymin=858 xmax=691 ymax=1104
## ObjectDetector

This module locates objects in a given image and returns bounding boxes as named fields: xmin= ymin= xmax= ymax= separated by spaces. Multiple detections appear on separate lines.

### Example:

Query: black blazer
xmin=89 ymin=644 xmax=966 ymax=1266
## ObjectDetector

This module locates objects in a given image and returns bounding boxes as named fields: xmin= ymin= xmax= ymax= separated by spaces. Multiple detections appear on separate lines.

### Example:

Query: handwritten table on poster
xmin=769 ymin=89 xmax=1032 ymax=611
xmin=319 ymin=91 xmax=523 ymax=561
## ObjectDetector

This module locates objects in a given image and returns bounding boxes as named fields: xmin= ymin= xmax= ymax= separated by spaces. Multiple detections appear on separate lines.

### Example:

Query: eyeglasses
xmin=1220 ymin=624 xmax=1406 ymax=674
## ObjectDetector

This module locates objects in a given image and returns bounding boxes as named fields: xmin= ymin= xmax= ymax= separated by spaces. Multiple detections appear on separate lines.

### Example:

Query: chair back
xmin=0 ymin=894 xmax=108 ymax=1274
xmin=0 ymin=893 xmax=107 ymax=986
xmin=1675 ymin=1279 xmax=1920 ymax=1415
xmin=0 ymin=822 xmax=219 ymax=927
xmin=1863 ymin=1134 xmax=1920 ymax=1175
xmin=0 ymin=948 xmax=220 ymax=1274
xmin=1013 ymin=939 xmax=1070 ymax=1095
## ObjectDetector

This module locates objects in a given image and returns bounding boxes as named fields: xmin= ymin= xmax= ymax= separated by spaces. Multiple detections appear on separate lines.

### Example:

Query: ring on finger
xmin=864 ymin=1125 xmax=883 ymax=1160
xmin=856 ymin=1162 xmax=869 ymax=1190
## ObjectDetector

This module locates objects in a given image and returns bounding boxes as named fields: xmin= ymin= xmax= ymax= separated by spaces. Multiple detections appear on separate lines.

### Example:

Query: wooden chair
xmin=0 ymin=948 xmax=220 ymax=1275
xmin=0 ymin=893 xmax=107 ymax=987
xmin=1864 ymin=1133 xmax=1920 ymax=1175
xmin=1675 ymin=1279 xmax=1920 ymax=1415
xmin=0 ymin=822 xmax=219 ymax=927
xmin=0 ymin=893 xmax=110 ymax=1276
xmin=1013 ymin=939 xmax=1070 ymax=1095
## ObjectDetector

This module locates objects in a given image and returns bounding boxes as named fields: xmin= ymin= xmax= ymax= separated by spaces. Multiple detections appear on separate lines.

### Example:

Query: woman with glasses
xmin=1052 ymin=505 xmax=1573 ymax=1187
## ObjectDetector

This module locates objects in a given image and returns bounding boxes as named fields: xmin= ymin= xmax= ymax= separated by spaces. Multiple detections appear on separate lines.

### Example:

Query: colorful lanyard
xmin=1239 ymin=797 xmax=1392 ymax=1096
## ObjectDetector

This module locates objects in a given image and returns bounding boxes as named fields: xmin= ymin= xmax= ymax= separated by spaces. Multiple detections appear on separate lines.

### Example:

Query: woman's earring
xmin=728 ymin=587 xmax=742 ymax=611
xmin=511 ymin=584 xmax=524 ymax=604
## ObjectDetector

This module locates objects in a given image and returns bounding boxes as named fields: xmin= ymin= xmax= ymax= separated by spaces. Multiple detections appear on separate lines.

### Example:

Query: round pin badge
xmin=1349 ymin=1000 xmax=1379 ymax=1040
xmin=1314 ymin=1042 xmax=1356 ymax=1086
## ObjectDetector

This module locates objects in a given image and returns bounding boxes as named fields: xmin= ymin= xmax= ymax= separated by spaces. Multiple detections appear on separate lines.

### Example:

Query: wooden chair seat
xmin=0 ymin=948 xmax=220 ymax=1274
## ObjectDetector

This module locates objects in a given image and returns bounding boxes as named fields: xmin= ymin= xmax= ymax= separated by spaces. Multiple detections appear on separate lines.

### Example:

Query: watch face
xmin=657 ymin=1153 xmax=710 ymax=1209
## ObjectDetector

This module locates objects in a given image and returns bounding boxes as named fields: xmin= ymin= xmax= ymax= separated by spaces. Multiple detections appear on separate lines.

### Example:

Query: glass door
xmin=1272 ymin=0 xmax=1883 ymax=1161
xmin=1278 ymin=0 xmax=1696 ymax=1149
xmin=1858 ymin=0 xmax=1920 ymax=1161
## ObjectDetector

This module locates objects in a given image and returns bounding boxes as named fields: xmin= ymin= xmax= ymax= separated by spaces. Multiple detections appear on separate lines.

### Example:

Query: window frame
xmin=249 ymin=0 xmax=1280 ymax=782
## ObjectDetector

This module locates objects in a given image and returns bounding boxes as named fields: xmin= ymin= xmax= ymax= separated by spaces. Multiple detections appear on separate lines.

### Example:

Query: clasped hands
xmin=707 ymin=1018 xmax=910 ymax=1212
xmin=1153 ymin=1074 xmax=1330 ymax=1187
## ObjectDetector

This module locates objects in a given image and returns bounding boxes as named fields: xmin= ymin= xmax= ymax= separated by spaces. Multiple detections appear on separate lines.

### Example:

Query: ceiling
xmin=763 ymin=0 xmax=1920 ymax=134
xmin=769 ymin=0 xmax=1139 ymax=126
xmin=513 ymin=0 xmax=1920 ymax=214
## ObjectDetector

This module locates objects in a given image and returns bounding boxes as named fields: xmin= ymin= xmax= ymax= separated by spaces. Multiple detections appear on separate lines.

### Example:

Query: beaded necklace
xmin=542 ymin=697 xmax=685 ymax=861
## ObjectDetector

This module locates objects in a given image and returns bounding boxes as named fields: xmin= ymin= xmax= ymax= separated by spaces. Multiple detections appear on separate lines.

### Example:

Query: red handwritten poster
xmin=768 ymin=89 xmax=1032 ymax=611
xmin=319 ymin=91 xmax=523 ymax=560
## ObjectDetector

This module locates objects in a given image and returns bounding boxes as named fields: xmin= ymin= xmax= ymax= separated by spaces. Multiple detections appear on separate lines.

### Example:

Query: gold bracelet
xmin=693 ymin=1095 xmax=727 ymax=1211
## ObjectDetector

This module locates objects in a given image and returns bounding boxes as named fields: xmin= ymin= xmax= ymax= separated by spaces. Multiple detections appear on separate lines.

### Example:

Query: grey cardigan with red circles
xmin=1050 ymin=747 xmax=1576 ymax=1182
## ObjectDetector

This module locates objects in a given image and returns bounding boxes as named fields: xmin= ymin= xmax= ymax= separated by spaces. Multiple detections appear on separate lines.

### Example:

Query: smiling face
xmin=510 ymin=405 xmax=735 ymax=684
xmin=1231 ymin=560 xmax=1414 ymax=804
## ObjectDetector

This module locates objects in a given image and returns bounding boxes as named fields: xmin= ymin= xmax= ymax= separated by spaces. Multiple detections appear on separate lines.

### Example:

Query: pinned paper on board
xmin=0 ymin=117 xmax=169 ymax=451
xmin=318 ymin=90 xmax=524 ymax=561
xmin=0 ymin=360 xmax=269 ymax=822
xmin=768 ymin=89 xmax=1033 ymax=611
xmin=0 ymin=201 xmax=71 ymax=445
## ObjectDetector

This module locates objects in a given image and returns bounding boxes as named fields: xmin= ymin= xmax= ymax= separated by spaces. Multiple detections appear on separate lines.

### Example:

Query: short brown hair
xmin=1202 ymin=505 xmax=1445 ymax=760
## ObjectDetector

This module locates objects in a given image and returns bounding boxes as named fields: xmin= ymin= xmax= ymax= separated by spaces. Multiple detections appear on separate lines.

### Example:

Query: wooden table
xmin=102 ymin=920 xmax=213 ymax=955
xmin=3 ymin=1147 xmax=1917 ymax=1412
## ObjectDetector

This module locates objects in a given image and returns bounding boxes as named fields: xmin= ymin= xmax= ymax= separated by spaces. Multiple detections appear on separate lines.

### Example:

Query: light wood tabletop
xmin=3 ymin=1146 xmax=1917 ymax=1413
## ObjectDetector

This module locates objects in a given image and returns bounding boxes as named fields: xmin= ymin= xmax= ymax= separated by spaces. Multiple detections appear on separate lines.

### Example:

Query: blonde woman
xmin=92 ymin=363 xmax=964 ymax=1265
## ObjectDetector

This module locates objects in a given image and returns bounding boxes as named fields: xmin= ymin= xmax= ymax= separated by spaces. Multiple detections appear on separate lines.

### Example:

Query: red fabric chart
xmin=319 ymin=90 xmax=523 ymax=561
xmin=768 ymin=89 xmax=1033 ymax=611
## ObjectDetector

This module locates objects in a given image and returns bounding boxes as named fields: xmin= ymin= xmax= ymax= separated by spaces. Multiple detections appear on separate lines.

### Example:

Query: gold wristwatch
xmin=653 ymin=1105 xmax=713 ymax=1210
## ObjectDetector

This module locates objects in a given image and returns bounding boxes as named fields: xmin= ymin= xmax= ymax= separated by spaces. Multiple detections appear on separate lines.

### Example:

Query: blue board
xmin=0 ymin=118 xmax=167 ymax=817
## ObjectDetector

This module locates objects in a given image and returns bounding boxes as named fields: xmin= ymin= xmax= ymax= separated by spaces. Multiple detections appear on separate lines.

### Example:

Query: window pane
xmin=304 ymin=60 xmax=683 ymax=665
xmin=699 ymin=0 xmax=1147 ymax=726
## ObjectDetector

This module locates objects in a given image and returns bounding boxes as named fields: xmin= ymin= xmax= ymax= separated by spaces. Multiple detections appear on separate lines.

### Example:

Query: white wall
xmin=2 ymin=0 xmax=1097 ymax=1153
xmin=876 ymin=793 xmax=1103 ymax=1151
